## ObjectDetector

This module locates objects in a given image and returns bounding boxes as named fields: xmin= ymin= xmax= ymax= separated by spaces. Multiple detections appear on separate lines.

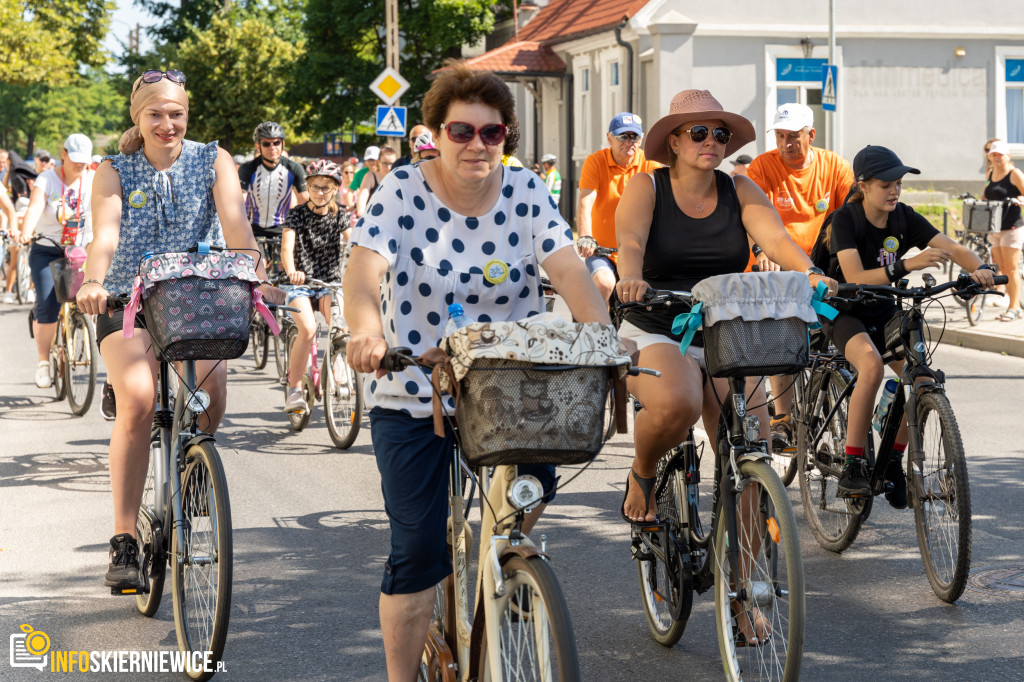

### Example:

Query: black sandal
xmin=620 ymin=468 xmax=657 ymax=525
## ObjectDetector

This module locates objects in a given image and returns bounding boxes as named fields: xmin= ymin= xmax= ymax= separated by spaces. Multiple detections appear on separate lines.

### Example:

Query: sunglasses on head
xmin=134 ymin=69 xmax=186 ymax=93
xmin=260 ymin=140 xmax=283 ymax=148
xmin=679 ymin=125 xmax=732 ymax=145
xmin=613 ymin=132 xmax=641 ymax=143
xmin=440 ymin=121 xmax=507 ymax=146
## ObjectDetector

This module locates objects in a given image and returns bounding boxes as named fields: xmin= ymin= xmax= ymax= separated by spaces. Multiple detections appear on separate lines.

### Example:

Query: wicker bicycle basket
xmin=48 ymin=258 xmax=83 ymax=304
xmin=454 ymin=359 xmax=614 ymax=467
xmin=143 ymin=276 xmax=254 ymax=362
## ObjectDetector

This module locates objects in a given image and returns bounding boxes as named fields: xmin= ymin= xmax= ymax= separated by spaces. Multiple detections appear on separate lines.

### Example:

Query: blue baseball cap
xmin=608 ymin=112 xmax=643 ymax=136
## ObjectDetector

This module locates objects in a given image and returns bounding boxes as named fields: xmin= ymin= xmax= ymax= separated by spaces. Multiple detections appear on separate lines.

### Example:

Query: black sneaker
xmin=101 ymin=382 xmax=116 ymax=421
xmin=104 ymin=533 xmax=141 ymax=588
xmin=884 ymin=460 xmax=908 ymax=509
xmin=770 ymin=415 xmax=792 ymax=452
xmin=837 ymin=458 xmax=871 ymax=498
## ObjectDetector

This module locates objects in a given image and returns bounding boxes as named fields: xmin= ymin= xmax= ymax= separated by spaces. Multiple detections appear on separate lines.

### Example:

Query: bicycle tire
xmin=136 ymin=430 xmax=166 ymax=617
xmin=965 ymin=292 xmax=986 ymax=326
xmin=66 ymin=312 xmax=97 ymax=415
xmin=283 ymin=326 xmax=312 ymax=431
xmin=50 ymin=318 xmax=68 ymax=401
xmin=171 ymin=440 xmax=232 ymax=682
xmin=323 ymin=336 xmax=363 ymax=449
xmin=715 ymin=460 xmax=804 ymax=682
xmin=251 ymin=319 xmax=269 ymax=370
xmin=15 ymin=248 xmax=30 ymax=304
xmin=418 ymin=576 xmax=456 ymax=682
xmin=912 ymin=391 xmax=972 ymax=603
xmin=273 ymin=322 xmax=288 ymax=381
xmin=636 ymin=464 xmax=692 ymax=647
xmin=797 ymin=367 xmax=870 ymax=552
xmin=477 ymin=554 xmax=580 ymax=681
xmin=768 ymin=371 xmax=804 ymax=487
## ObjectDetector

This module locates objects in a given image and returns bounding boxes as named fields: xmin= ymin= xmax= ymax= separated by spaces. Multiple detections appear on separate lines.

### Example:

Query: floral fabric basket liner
xmin=122 ymin=243 xmax=279 ymax=338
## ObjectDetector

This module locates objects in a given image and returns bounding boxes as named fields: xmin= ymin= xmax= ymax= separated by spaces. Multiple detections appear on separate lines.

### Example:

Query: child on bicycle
xmin=826 ymin=145 xmax=995 ymax=505
xmin=281 ymin=159 xmax=350 ymax=414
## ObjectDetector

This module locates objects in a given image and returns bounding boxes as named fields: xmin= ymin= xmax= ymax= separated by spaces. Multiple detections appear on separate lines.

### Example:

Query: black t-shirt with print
xmin=283 ymin=204 xmax=350 ymax=282
xmin=829 ymin=201 xmax=939 ymax=282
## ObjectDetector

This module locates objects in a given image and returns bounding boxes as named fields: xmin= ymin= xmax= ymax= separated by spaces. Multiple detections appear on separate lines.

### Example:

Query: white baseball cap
xmin=768 ymin=103 xmax=814 ymax=132
xmin=64 ymin=134 xmax=93 ymax=164
xmin=363 ymin=145 xmax=381 ymax=161
xmin=988 ymin=140 xmax=1011 ymax=157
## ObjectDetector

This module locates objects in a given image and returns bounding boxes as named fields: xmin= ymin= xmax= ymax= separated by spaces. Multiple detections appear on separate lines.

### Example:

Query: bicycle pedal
xmin=110 ymin=585 xmax=148 ymax=596
xmin=630 ymin=537 xmax=656 ymax=562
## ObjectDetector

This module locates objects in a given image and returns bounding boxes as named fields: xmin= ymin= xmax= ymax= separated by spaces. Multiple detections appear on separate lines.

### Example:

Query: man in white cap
xmin=747 ymin=102 xmax=853 ymax=451
xmin=541 ymin=153 xmax=561 ymax=200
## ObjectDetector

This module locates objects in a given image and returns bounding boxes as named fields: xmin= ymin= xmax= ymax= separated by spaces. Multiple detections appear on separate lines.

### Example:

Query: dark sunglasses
xmin=440 ymin=121 xmax=507 ymax=146
xmin=613 ymin=132 xmax=641 ymax=143
xmin=679 ymin=125 xmax=732 ymax=145
xmin=134 ymin=69 xmax=186 ymax=93
xmin=261 ymin=140 xmax=283 ymax=148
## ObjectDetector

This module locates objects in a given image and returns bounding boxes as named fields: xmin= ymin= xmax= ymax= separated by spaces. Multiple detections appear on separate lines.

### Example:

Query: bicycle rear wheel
xmin=172 ymin=440 xmax=232 ymax=681
xmin=478 ymin=554 xmax=580 ymax=681
xmin=324 ymin=336 xmax=363 ymax=449
xmin=797 ymin=368 xmax=869 ymax=552
xmin=715 ymin=460 xmax=804 ymax=682
xmin=912 ymin=391 xmax=971 ymax=603
xmin=15 ymin=248 xmax=30 ymax=304
xmin=66 ymin=312 xmax=97 ymax=415
xmin=251 ymin=319 xmax=269 ymax=370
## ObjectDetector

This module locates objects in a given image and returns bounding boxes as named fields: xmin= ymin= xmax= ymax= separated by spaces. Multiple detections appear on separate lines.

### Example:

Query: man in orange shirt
xmin=748 ymin=102 xmax=854 ymax=450
xmin=577 ymin=112 xmax=659 ymax=302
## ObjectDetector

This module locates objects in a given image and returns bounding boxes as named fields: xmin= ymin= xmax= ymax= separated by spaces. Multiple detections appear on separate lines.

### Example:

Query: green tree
xmin=294 ymin=0 xmax=495 ymax=133
xmin=135 ymin=0 xmax=305 ymax=45
xmin=0 ymin=0 xmax=113 ymax=86
xmin=170 ymin=8 xmax=306 ymax=153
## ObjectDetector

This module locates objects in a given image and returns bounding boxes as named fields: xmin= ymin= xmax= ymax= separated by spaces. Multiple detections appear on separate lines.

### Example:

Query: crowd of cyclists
xmin=2 ymin=60 xmax=1021 ymax=681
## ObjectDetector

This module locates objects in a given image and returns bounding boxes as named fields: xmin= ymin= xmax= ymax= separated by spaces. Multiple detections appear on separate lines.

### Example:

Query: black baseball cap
xmin=853 ymin=145 xmax=920 ymax=182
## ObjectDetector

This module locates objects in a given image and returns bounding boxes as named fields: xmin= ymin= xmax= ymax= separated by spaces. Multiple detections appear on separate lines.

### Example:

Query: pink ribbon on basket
xmin=252 ymin=288 xmax=281 ymax=336
xmin=122 ymin=275 xmax=144 ymax=338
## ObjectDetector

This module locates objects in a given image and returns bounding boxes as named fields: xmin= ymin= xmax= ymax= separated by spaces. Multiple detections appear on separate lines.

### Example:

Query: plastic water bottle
xmin=872 ymin=379 xmax=899 ymax=434
xmin=444 ymin=303 xmax=474 ymax=336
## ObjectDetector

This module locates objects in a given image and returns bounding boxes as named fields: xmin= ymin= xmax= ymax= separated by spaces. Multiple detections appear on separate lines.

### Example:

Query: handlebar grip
xmin=381 ymin=347 xmax=415 ymax=372
xmin=106 ymin=295 xmax=128 ymax=312
xmin=835 ymin=283 xmax=860 ymax=296
xmin=994 ymin=275 xmax=1009 ymax=285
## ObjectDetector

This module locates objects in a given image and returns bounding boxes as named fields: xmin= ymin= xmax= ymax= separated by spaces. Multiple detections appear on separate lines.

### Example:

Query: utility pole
xmin=828 ymin=0 xmax=835 ymax=152
xmin=128 ymin=24 xmax=139 ymax=54
xmin=385 ymin=0 xmax=401 ymax=152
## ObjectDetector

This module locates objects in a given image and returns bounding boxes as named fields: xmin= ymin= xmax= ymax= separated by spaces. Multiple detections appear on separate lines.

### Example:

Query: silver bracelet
xmin=82 ymin=279 xmax=102 ymax=286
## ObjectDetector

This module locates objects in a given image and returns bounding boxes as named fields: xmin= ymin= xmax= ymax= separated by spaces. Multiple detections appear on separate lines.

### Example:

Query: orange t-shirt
xmin=747 ymin=147 xmax=854 ymax=259
xmin=579 ymin=147 xmax=659 ymax=254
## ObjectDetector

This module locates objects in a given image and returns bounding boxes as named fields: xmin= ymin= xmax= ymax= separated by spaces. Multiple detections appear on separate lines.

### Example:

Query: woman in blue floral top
xmin=344 ymin=61 xmax=614 ymax=680
xmin=77 ymin=70 xmax=283 ymax=590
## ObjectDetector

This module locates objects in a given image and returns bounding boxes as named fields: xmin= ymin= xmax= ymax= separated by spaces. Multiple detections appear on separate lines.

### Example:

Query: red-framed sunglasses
xmin=440 ymin=121 xmax=507 ymax=146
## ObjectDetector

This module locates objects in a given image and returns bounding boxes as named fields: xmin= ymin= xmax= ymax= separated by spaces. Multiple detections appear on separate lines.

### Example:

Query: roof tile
xmin=463 ymin=40 xmax=567 ymax=74
xmin=516 ymin=0 xmax=651 ymax=44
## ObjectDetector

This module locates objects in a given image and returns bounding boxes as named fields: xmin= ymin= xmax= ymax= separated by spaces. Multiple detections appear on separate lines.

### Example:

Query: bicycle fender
xmin=182 ymin=433 xmax=216 ymax=451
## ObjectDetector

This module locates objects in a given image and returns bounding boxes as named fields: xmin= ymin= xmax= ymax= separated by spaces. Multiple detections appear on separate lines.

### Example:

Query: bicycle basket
xmin=49 ymin=258 xmax=84 ymax=303
xmin=692 ymin=271 xmax=817 ymax=378
xmin=131 ymin=248 xmax=260 ymax=361
xmin=441 ymin=315 xmax=631 ymax=467
xmin=963 ymin=198 xmax=1003 ymax=233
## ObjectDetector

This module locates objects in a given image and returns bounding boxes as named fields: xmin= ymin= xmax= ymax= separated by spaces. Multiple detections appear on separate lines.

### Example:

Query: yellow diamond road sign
xmin=370 ymin=67 xmax=410 ymax=106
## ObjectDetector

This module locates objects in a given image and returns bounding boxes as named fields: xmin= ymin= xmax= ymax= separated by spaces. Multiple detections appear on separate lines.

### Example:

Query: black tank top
xmin=983 ymin=170 xmax=1023 ymax=230
xmin=625 ymin=168 xmax=751 ymax=342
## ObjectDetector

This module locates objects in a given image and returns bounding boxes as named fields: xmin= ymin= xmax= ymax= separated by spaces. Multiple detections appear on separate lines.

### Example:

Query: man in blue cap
xmin=576 ymin=112 xmax=659 ymax=302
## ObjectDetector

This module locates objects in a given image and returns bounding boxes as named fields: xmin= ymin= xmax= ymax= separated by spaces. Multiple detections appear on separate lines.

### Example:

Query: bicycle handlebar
xmin=830 ymin=273 xmax=1008 ymax=304
xmin=381 ymin=346 xmax=418 ymax=372
xmin=615 ymin=288 xmax=694 ymax=311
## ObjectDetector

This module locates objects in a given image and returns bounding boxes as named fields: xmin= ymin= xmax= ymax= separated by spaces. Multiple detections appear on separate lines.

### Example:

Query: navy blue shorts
xmin=29 ymin=244 xmax=63 ymax=324
xmin=369 ymin=407 xmax=557 ymax=595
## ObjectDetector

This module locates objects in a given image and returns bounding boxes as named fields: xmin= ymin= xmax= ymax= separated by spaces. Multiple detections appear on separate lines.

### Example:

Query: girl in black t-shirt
xmin=281 ymin=159 xmax=350 ymax=414
xmin=826 ymin=146 xmax=995 ymax=504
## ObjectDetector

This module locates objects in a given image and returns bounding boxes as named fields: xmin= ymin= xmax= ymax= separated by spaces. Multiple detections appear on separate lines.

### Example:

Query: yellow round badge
xmin=483 ymin=259 xmax=509 ymax=284
xmin=883 ymin=236 xmax=899 ymax=253
xmin=128 ymin=190 xmax=148 ymax=208
xmin=815 ymin=198 xmax=828 ymax=213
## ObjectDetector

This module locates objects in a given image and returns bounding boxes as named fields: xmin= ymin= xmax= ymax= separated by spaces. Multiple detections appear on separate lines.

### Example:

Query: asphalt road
xmin=1 ymin=300 xmax=1022 ymax=681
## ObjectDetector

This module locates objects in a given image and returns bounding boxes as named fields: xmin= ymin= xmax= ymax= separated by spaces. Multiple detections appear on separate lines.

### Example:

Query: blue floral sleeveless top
xmin=103 ymin=140 xmax=225 ymax=292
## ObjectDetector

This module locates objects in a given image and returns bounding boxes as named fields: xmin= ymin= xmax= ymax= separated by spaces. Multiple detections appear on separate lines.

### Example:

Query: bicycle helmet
xmin=253 ymin=121 xmax=285 ymax=143
xmin=305 ymin=159 xmax=343 ymax=184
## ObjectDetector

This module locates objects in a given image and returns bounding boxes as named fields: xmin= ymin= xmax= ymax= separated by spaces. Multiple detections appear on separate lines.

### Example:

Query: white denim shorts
xmin=988 ymin=227 xmax=1024 ymax=251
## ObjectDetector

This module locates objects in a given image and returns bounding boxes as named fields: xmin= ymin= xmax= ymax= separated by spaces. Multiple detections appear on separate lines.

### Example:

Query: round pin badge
xmin=815 ymin=198 xmax=828 ymax=212
xmin=483 ymin=259 xmax=509 ymax=284
xmin=128 ymin=190 xmax=148 ymax=208
xmin=883 ymin=236 xmax=899 ymax=253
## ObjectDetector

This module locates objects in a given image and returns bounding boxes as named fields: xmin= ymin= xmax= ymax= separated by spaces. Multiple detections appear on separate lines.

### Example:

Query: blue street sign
xmin=776 ymin=58 xmax=827 ymax=82
xmin=376 ymin=105 xmax=407 ymax=137
xmin=822 ymin=64 xmax=837 ymax=112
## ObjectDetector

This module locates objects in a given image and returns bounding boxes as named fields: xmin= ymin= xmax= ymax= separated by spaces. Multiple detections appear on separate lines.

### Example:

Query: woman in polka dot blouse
xmin=343 ymin=61 xmax=613 ymax=680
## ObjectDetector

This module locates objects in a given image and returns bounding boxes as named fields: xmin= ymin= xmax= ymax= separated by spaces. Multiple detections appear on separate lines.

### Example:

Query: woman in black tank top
xmin=613 ymin=90 xmax=835 ymax=529
xmin=982 ymin=140 xmax=1024 ymax=318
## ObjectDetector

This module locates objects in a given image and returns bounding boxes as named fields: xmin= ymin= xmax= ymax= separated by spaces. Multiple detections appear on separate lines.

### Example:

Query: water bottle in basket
xmin=444 ymin=303 xmax=474 ymax=335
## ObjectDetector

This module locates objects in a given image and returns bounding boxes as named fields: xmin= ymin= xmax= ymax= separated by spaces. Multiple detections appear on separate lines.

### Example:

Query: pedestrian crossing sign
xmin=822 ymin=64 xmax=837 ymax=111
xmin=376 ymin=105 xmax=407 ymax=137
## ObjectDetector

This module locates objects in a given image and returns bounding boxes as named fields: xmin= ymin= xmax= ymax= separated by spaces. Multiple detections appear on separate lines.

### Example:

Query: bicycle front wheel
xmin=323 ymin=336 xmax=363 ymax=449
xmin=273 ymin=324 xmax=288 ymax=381
xmin=15 ymin=248 xmax=30 ymax=304
xmin=715 ymin=460 xmax=804 ymax=682
xmin=478 ymin=554 xmax=580 ymax=681
xmin=171 ymin=440 xmax=232 ymax=681
xmin=50 ymin=327 xmax=68 ymax=402
xmin=66 ymin=312 xmax=97 ymax=415
xmin=912 ymin=391 xmax=971 ymax=603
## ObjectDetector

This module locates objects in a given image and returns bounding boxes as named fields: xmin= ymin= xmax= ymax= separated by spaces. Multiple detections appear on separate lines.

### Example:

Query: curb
xmin=927 ymin=323 xmax=1024 ymax=358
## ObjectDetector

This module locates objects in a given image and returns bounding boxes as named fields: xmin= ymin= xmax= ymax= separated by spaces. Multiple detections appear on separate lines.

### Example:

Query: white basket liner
xmin=440 ymin=313 xmax=631 ymax=390
xmin=691 ymin=271 xmax=818 ymax=326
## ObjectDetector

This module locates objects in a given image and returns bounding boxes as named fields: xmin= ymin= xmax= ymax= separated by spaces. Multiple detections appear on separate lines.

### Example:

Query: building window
xmin=1007 ymin=59 xmax=1024 ymax=144
xmin=766 ymin=48 xmax=838 ymax=151
xmin=610 ymin=62 xmax=619 ymax=87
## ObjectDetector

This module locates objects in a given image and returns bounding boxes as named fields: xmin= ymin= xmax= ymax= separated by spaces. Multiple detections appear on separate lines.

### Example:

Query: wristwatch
xmin=805 ymin=267 xmax=825 ymax=276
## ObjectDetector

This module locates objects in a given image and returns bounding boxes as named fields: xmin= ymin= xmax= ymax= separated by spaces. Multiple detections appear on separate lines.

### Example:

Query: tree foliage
xmin=170 ymin=8 xmax=306 ymax=153
xmin=0 ymin=0 xmax=113 ymax=86
xmin=294 ymin=0 xmax=496 ymax=133
xmin=136 ymin=0 xmax=305 ymax=45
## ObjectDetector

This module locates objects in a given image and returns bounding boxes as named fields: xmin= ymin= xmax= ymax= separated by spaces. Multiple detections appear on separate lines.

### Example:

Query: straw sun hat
xmin=642 ymin=89 xmax=755 ymax=165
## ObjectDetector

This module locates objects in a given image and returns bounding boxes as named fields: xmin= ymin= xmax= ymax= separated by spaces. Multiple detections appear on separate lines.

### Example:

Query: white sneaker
xmin=25 ymin=289 xmax=36 ymax=304
xmin=2 ymin=292 xmax=13 ymax=304
xmin=35 ymin=361 xmax=52 ymax=389
xmin=284 ymin=387 xmax=307 ymax=414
